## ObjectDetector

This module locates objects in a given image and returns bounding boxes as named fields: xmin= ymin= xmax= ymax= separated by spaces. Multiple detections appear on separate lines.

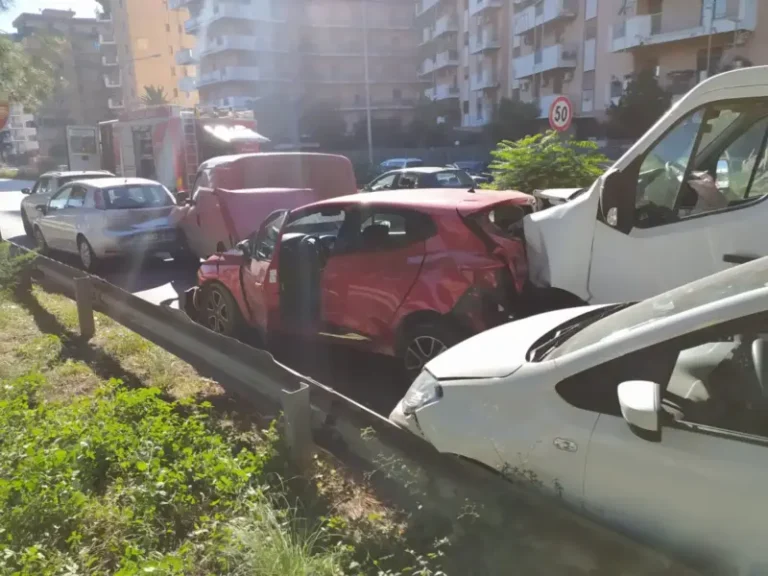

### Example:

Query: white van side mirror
xmin=617 ymin=380 xmax=661 ymax=442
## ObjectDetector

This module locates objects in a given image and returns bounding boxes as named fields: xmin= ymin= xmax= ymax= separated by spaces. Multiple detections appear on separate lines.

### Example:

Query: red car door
xmin=321 ymin=208 xmax=427 ymax=351
xmin=240 ymin=210 xmax=288 ymax=335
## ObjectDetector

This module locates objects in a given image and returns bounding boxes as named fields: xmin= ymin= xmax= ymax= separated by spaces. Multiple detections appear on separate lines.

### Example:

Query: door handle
xmin=723 ymin=254 xmax=759 ymax=265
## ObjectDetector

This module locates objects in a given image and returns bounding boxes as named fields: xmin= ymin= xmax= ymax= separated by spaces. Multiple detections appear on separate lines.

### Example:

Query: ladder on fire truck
xmin=180 ymin=109 xmax=199 ymax=190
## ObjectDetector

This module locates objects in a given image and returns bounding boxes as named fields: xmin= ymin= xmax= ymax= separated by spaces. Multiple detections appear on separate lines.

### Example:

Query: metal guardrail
xmin=16 ymin=244 xmax=700 ymax=575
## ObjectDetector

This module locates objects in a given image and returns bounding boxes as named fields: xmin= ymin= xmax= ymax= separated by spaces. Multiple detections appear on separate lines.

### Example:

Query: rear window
xmin=474 ymin=203 xmax=531 ymax=240
xmin=434 ymin=170 xmax=474 ymax=188
xmin=58 ymin=174 xmax=112 ymax=187
xmin=102 ymin=185 xmax=174 ymax=210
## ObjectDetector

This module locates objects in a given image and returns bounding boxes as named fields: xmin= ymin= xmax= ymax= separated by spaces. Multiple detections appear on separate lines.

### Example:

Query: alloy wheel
xmin=205 ymin=289 xmax=230 ymax=333
xmin=404 ymin=335 xmax=448 ymax=376
xmin=79 ymin=241 xmax=92 ymax=270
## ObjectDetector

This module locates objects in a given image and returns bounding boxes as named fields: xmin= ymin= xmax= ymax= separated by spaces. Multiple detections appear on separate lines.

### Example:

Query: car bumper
xmin=94 ymin=229 xmax=178 ymax=258
xmin=389 ymin=401 xmax=427 ymax=439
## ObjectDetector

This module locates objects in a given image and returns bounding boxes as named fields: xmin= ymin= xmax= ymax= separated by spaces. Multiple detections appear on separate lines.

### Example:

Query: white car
xmin=391 ymin=258 xmax=768 ymax=573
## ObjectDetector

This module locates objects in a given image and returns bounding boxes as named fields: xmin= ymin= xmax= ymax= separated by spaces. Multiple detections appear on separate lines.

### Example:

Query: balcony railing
xmin=471 ymin=72 xmax=499 ymax=91
xmin=419 ymin=49 xmax=460 ymax=75
xmin=470 ymin=29 xmax=501 ymax=53
xmin=98 ymin=33 xmax=116 ymax=45
xmin=104 ymin=74 xmax=122 ymax=88
xmin=101 ymin=55 xmax=119 ymax=66
xmin=513 ymin=0 xmax=579 ymax=35
xmin=610 ymin=0 xmax=756 ymax=52
xmin=468 ymin=0 xmax=503 ymax=18
xmin=513 ymin=43 xmax=577 ymax=78
xmin=175 ymin=49 xmax=194 ymax=66
xmin=108 ymin=98 xmax=124 ymax=110
xmin=197 ymin=66 xmax=261 ymax=86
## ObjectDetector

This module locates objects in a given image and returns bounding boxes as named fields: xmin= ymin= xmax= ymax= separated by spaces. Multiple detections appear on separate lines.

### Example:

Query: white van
xmin=525 ymin=65 xmax=768 ymax=306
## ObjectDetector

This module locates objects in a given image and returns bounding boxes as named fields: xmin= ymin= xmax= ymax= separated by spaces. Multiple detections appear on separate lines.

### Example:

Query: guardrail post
xmin=281 ymin=382 xmax=313 ymax=469
xmin=74 ymin=277 xmax=95 ymax=340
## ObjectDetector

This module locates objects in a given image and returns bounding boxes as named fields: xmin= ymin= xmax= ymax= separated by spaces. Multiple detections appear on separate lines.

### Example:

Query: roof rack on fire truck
xmin=193 ymin=105 xmax=255 ymax=120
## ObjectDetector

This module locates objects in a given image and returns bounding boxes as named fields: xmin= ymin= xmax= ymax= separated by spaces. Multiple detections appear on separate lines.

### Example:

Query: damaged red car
xmin=186 ymin=188 xmax=535 ymax=378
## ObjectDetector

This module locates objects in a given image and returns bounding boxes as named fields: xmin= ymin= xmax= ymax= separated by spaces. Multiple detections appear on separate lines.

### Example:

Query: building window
xmin=178 ymin=24 xmax=182 ymax=33
xmin=165 ymin=24 xmax=171 ymax=32
xmin=171 ymin=67 xmax=176 ymax=76
xmin=585 ymin=19 xmax=597 ymax=40
xmin=174 ymin=88 xmax=178 ymax=97
xmin=463 ymin=100 xmax=469 ymax=114
xmin=476 ymin=99 xmax=482 ymax=119
xmin=168 ymin=46 xmax=174 ymax=55
xmin=393 ymin=88 xmax=402 ymax=102
xmin=583 ymin=70 xmax=595 ymax=90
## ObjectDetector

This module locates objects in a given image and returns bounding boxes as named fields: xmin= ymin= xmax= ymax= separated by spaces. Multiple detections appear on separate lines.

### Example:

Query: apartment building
xmin=13 ymin=9 xmax=115 ymax=158
xmin=170 ymin=0 xmax=424 ymax=135
xmin=101 ymin=0 xmax=197 ymax=110
xmin=0 ymin=104 xmax=39 ymax=158
xmin=419 ymin=0 xmax=764 ymax=134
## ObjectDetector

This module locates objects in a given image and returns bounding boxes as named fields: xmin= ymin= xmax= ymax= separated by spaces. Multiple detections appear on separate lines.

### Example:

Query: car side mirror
xmin=36 ymin=205 xmax=47 ymax=214
xmin=617 ymin=380 xmax=661 ymax=442
xmin=236 ymin=239 xmax=251 ymax=258
xmin=176 ymin=190 xmax=189 ymax=204
xmin=21 ymin=188 xmax=31 ymax=195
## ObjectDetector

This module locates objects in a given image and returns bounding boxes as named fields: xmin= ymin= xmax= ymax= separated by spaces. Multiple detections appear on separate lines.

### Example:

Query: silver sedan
xmin=32 ymin=177 xmax=179 ymax=271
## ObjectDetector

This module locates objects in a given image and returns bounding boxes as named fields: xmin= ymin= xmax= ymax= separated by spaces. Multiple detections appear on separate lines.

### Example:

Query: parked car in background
xmin=20 ymin=170 xmax=114 ymax=237
xmin=32 ymin=177 xmax=178 ymax=271
xmin=392 ymin=257 xmax=768 ymax=573
xmin=172 ymin=153 xmax=357 ymax=260
xmin=186 ymin=188 xmax=536 ymax=378
xmin=377 ymin=158 xmax=424 ymax=173
xmin=446 ymin=161 xmax=494 ymax=185
xmin=362 ymin=167 xmax=476 ymax=192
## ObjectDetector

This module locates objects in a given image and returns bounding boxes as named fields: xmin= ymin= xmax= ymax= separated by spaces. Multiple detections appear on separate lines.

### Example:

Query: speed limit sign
xmin=548 ymin=96 xmax=573 ymax=132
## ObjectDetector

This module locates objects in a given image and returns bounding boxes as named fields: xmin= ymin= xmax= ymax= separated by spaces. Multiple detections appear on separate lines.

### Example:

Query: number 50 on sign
xmin=549 ymin=96 xmax=573 ymax=132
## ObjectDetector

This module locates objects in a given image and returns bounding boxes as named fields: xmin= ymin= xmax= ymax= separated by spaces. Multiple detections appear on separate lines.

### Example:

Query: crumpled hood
xmin=426 ymin=305 xmax=604 ymax=380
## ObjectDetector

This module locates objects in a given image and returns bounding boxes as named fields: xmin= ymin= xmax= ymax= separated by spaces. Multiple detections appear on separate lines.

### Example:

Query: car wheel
xmin=201 ymin=283 xmax=242 ymax=337
xmin=33 ymin=226 xmax=48 ymax=254
xmin=21 ymin=210 xmax=33 ymax=237
xmin=400 ymin=320 xmax=463 ymax=382
xmin=77 ymin=236 xmax=98 ymax=272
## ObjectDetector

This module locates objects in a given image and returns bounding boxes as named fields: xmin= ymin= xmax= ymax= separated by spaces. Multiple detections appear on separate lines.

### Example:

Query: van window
xmin=634 ymin=99 xmax=768 ymax=228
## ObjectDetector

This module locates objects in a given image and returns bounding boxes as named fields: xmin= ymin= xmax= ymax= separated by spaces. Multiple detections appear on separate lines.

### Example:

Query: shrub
xmin=489 ymin=130 xmax=608 ymax=194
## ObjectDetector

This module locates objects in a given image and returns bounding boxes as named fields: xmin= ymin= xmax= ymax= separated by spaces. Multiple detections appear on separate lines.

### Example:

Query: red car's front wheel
xmin=201 ymin=283 xmax=242 ymax=337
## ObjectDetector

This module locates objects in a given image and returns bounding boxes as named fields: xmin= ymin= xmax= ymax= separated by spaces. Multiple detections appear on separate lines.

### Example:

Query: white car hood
xmin=426 ymin=305 xmax=605 ymax=380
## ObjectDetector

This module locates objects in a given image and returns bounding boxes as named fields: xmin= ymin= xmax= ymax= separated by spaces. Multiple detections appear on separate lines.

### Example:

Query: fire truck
xmin=99 ymin=105 xmax=268 ymax=193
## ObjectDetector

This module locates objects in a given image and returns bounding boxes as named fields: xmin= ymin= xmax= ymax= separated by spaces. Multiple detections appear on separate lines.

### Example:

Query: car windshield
xmin=432 ymin=170 xmax=475 ymax=188
xmin=102 ymin=184 xmax=174 ymax=209
xmin=548 ymin=257 xmax=768 ymax=359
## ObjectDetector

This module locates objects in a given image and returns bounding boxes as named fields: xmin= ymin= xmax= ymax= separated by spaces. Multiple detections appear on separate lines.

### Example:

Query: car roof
xmin=385 ymin=167 xmax=460 ymax=175
xmin=41 ymin=170 xmax=113 ymax=178
xmin=72 ymin=177 xmax=163 ymax=189
xmin=304 ymin=188 xmax=532 ymax=213
xmin=382 ymin=158 xmax=422 ymax=163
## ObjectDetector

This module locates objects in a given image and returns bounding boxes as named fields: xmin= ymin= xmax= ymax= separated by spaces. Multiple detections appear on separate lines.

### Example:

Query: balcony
xmin=470 ymin=29 xmax=501 ymax=54
xmin=536 ymin=93 xmax=572 ymax=119
xmin=471 ymin=71 xmax=499 ymax=91
xmin=610 ymin=0 xmax=756 ymax=52
xmin=209 ymin=96 xmax=257 ymax=109
xmin=178 ymin=76 xmax=197 ymax=93
xmin=425 ymin=84 xmax=460 ymax=100
xmin=200 ymin=35 xmax=287 ymax=56
xmin=97 ymin=11 xmax=112 ymax=22
xmin=468 ymin=0 xmax=503 ymax=18
xmin=463 ymin=113 xmax=490 ymax=127
xmin=338 ymin=99 xmax=417 ymax=111
xmin=108 ymin=98 xmax=124 ymax=110
xmin=197 ymin=66 xmax=261 ymax=87
xmin=103 ymin=73 xmax=122 ymax=88
xmin=101 ymin=55 xmax=119 ymax=67
xmin=185 ymin=4 xmax=287 ymax=32
xmin=415 ymin=0 xmax=444 ymax=18
xmin=513 ymin=43 xmax=578 ymax=79
xmin=175 ymin=49 xmax=194 ymax=65
xmin=513 ymin=0 xmax=579 ymax=36
xmin=98 ymin=33 xmax=116 ymax=45
xmin=420 ymin=14 xmax=459 ymax=45
xmin=419 ymin=49 xmax=460 ymax=75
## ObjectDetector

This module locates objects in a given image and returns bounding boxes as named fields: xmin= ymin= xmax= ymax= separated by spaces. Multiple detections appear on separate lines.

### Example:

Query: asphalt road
xmin=0 ymin=179 xmax=408 ymax=413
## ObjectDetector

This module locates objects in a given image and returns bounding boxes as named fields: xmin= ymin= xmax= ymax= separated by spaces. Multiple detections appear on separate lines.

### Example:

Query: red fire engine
xmin=99 ymin=105 xmax=268 ymax=193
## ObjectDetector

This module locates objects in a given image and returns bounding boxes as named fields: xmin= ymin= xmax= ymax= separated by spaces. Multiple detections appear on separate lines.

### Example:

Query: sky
xmin=0 ymin=0 xmax=101 ymax=33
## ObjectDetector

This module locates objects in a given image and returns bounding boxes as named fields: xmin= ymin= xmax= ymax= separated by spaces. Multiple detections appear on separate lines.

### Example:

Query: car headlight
xmin=402 ymin=370 xmax=443 ymax=415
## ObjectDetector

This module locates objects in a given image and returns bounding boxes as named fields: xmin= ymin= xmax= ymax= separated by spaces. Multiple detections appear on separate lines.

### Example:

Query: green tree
xmin=299 ymin=100 xmax=347 ymax=148
xmin=0 ymin=24 xmax=58 ymax=110
xmin=489 ymin=130 xmax=608 ymax=193
xmin=486 ymin=97 xmax=539 ymax=143
xmin=141 ymin=85 xmax=170 ymax=106
xmin=606 ymin=69 xmax=671 ymax=139
xmin=405 ymin=98 xmax=458 ymax=147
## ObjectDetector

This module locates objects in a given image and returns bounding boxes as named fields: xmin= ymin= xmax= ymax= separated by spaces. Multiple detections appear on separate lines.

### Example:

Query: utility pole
xmin=362 ymin=0 xmax=373 ymax=164
xmin=705 ymin=0 xmax=715 ymax=78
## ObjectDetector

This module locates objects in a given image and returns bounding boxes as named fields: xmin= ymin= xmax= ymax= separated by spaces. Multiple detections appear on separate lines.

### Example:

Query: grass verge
xmin=0 ymin=263 xmax=447 ymax=574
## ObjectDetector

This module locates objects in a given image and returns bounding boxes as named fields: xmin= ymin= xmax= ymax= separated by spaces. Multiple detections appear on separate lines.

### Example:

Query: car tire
xmin=21 ymin=210 xmax=33 ymax=238
xmin=200 ymin=282 xmax=243 ymax=337
xmin=33 ymin=226 xmax=49 ymax=254
xmin=399 ymin=319 xmax=464 ymax=383
xmin=77 ymin=236 xmax=99 ymax=272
